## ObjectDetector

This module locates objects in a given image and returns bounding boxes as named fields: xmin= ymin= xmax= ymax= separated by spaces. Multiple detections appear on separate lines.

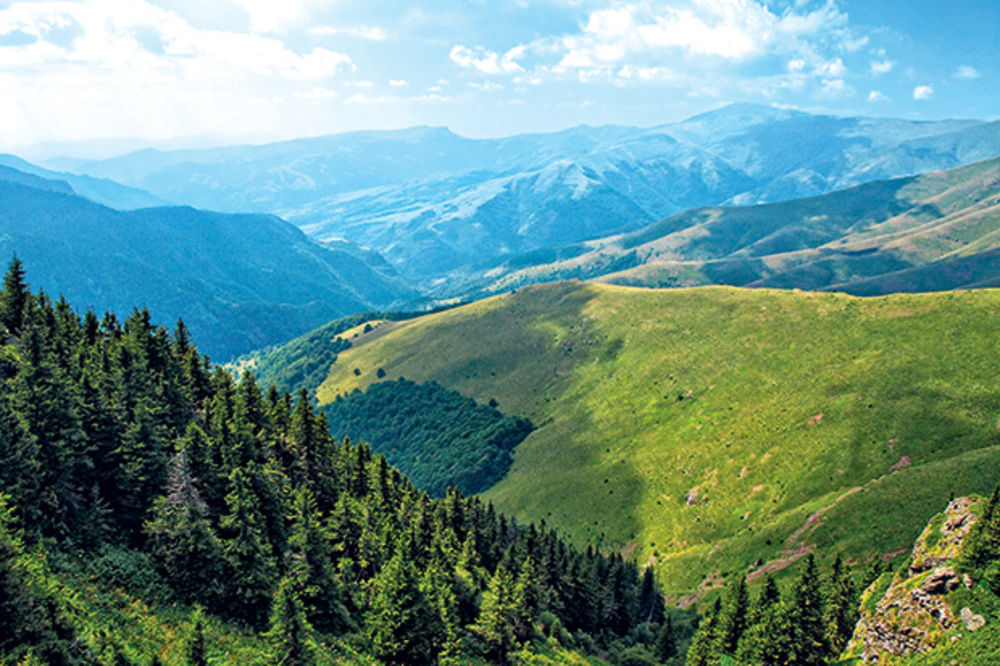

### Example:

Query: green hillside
xmin=479 ymin=156 xmax=1000 ymax=297
xmin=310 ymin=281 xmax=1000 ymax=599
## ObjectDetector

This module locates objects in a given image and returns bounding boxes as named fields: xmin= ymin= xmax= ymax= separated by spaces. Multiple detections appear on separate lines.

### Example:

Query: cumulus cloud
xmin=0 ymin=0 xmax=356 ymax=144
xmin=449 ymin=44 xmax=524 ymax=74
xmin=913 ymin=85 xmax=934 ymax=100
xmin=867 ymin=90 xmax=888 ymax=102
xmin=388 ymin=79 xmax=408 ymax=87
xmin=870 ymin=59 xmax=892 ymax=75
xmin=955 ymin=65 xmax=980 ymax=79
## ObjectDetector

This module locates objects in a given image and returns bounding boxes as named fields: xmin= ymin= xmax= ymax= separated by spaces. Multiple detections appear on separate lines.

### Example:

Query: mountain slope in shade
xmin=290 ymin=281 xmax=1000 ymax=599
xmin=479 ymin=155 xmax=1000 ymax=296
xmin=0 ymin=153 xmax=165 ymax=209
xmin=60 ymin=105 xmax=999 ymax=286
xmin=0 ymin=175 xmax=415 ymax=360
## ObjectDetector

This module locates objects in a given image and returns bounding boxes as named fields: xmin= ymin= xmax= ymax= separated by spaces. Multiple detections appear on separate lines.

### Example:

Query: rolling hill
xmin=60 ymin=104 xmax=1000 ymax=288
xmin=0 ymin=170 xmax=414 ymax=360
xmin=479 ymin=155 xmax=1000 ymax=297
xmin=258 ymin=280 xmax=1000 ymax=599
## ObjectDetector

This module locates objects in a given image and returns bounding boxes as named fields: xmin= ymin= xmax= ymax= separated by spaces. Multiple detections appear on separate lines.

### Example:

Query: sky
xmin=0 ymin=0 xmax=997 ymax=153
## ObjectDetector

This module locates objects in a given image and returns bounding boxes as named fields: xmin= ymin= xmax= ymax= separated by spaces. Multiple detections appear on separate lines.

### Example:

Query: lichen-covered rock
xmin=960 ymin=607 xmax=986 ymax=632
xmin=844 ymin=496 xmax=981 ymax=663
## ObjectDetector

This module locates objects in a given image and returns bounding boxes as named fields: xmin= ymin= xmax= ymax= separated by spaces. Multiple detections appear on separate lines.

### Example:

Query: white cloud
xmin=309 ymin=25 xmax=388 ymax=42
xmin=870 ymin=59 xmax=892 ymax=75
xmin=388 ymin=79 xmax=407 ymax=87
xmin=227 ymin=0 xmax=323 ymax=34
xmin=913 ymin=85 xmax=934 ymax=100
xmin=815 ymin=58 xmax=846 ymax=77
xmin=955 ymin=65 xmax=980 ymax=79
xmin=867 ymin=90 xmax=889 ymax=102
xmin=787 ymin=59 xmax=806 ymax=72
xmin=449 ymin=44 xmax=524 ymax=74
xmin=0 ymin=0 xmax=356 ymax=144
xmin=818 ymin=78 xmax=852 ymax=98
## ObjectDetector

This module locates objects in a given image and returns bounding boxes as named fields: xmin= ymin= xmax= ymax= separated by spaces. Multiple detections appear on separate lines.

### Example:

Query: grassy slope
xmin=315 ymin=281 xmax=1000 ymax=599
xmin=478 ymin=156 xmax=1000 ymax=297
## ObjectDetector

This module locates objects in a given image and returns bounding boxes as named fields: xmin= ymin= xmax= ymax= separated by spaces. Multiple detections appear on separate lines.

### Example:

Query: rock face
xmin=845 ymin=496 xmax=983 ymax=662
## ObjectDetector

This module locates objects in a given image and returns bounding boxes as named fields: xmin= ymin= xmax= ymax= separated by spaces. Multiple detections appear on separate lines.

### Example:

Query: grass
xmin=316 ymin=281 xmax=1000 ymax=598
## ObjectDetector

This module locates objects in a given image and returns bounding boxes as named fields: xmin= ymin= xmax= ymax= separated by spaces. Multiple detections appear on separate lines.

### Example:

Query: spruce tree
xmin=1 ymin=255 xmax=29 ymax=336
xmin=825 ymin=555 xmax=858 ymax=655
xmin=716 ymin=575 xmax=748 ymax=656
xmin=365 ymin=551 xmax=438 ymax=664
xmin=654 ymin=614 xmax=677 ymax=662
xmin=267 ymin=577 xmax=317 ymax=665
xmin=736 ymin=575 xmax=785 ymax=664
xmin=684 ymin=598 xmax=721 ymax=666
xmin=785 ymin=554 xmax=829 ymax=665
xmin=473 ymin=563 xmax=518 ymax=663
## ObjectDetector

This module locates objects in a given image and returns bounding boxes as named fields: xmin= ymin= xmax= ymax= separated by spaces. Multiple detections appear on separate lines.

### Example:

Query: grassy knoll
xmin=316 ymin=281 xmax=1000 ymax=598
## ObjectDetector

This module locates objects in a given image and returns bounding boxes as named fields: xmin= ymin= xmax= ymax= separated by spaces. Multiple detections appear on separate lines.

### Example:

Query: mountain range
xmin=0 ymin=168 xmax=414 ymax=360
xmin=479 ymin=155 xmax=1000 ymax=296
xmin=58 ymin=104 xmax=1000 ymax=288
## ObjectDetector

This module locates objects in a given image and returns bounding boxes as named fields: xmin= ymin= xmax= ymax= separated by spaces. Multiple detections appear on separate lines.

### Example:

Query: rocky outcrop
xmin=845 ymin=496 xmax=984 ymax=663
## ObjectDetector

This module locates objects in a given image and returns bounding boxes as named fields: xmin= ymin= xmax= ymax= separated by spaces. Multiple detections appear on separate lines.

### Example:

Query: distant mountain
xmin=0 ymin=154 xmax=164 ymax=209
xmin=61 ymin=105 xmax=1000 ymax=287
xmin=0 ymin=172 xmax=415 ymax=360
xmin=478 ymin=155 xmax=1000 ymax=296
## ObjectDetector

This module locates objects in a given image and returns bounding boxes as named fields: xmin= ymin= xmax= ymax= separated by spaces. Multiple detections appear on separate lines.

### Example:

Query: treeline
xmin=0 ymin=258 xmax=667 ymax=664
xmin=684 ymin=554 xmax=870 ymax=666
xmin=324 ymin=378 xmax=533 ymax=496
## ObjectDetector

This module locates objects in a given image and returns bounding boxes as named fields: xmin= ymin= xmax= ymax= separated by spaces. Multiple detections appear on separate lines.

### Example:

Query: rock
xmin=919 ymin=567 xmax=960 ymax=595
xmin=960 ymin=607 xmax=986 ymax=632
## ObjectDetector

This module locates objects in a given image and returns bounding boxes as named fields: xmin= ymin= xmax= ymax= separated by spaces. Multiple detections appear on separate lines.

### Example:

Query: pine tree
xmin=267 ymin=577 xmax=317 ymax=665
xmin=685 ymin=597 xmax=721 ymax=666
xmin=219 ymin=466 xmax=278 ymax=627
xmin=654 ymin=614 xmax=677 ymax=662
xmin=364 ymin=551 xmax=439 ymax=664
xmin=785 ymin=554 xmax=829 ymax=666
xmin=284 ymin=485 xmax=352 ymax=636
xmin=473 ymin=563 xmax=518 ymax=663
xmin=825 ymin=555 xmax=858 ymax=655
xmin=716 ymin=575 xmax=749 ymax=657
xmin=638 ymin=566 xmax=665 ymax=625
xmin=1 ymin=255 xmax=29 ymax=336
xmin=736 ymin=575 xmax=785 ymax=664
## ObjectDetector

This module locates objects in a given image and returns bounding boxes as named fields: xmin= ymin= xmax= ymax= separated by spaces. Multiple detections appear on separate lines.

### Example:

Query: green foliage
xmin=0 ymin=271 xmax=659 ymax=664
xmin=323 ymin=378 xmax=533 ymax=496
xmin=315 ymin=281 xmax=1000 ymax=596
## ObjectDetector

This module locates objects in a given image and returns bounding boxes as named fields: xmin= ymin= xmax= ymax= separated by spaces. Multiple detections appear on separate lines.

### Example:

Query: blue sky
xmin=0 ymin=0 xmax=996 ymax=151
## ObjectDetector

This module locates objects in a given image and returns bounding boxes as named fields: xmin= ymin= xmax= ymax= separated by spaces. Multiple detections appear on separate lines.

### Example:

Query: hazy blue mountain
xmin=0 ymin=154 xmax=165 ymax=209
xmin=0 ymin=173 xmax=415 ymax=360
xmin=61 ymin=104 xmax=999 ymax=286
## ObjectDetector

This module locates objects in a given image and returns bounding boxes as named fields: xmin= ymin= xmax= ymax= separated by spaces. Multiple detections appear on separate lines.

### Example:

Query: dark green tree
xmin=654 ymin=614 xmax=677 ymax=662
xmin=364 ymin=551 xmax=439 ymax=665
xmin=684 ymin=597 xmax=721 ymax=666
xmin=267 ymin=577 xmax=317 ymax=665
xmin=785 ymin=554 xmax=829 ymax=666
xmin=1 ymin=255 xmax=29 ymax=336
xmin=825 ymin=555 xmax=858 ymax=655
xmin=717 ymin=575 xmax=749 ymax=657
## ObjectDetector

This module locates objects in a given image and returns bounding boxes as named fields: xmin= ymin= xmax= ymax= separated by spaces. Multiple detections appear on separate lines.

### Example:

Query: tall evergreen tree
xmin=654 ymin=614 xmax=677 ymax=662
xmin=267 ymin=577 xmax=317 ymax=665
xmin=364 ymin=551 xmax=439 ymax=665
xmin=785 ymin=554 xmax=829 ymax=666
xmin=1 ymin=255 xmax=29 ymax=336
xmin=685 ymin=597 xmax=721 ymax=666
xmin=716 ymin=575 xmax=749 ymax=657
xmin=825 ymin=555 xmax=858 ymax=655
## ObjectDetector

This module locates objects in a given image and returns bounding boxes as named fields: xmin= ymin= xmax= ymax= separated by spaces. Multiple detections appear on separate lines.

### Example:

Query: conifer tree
xmin=654 ymin=614 xmax=677 ymax=662
xmin=473 ymin=563 xmax=518 ymax=663
xmin=267 ymin=577 xmax=317 ymax=665
xmin=824 ymin=555 xmax=858 ymax=655
xmin=365 ymin=551 xmax=439 ymax=664
xmin=785 ymin=554 xmax=829 ymax=665
xmin=960 ymin=486 xmax=1000 ymax=579
xmin=1 ymin=255 xmax=29 ymax=336
xmin=736 ymin=575 xmax=784 ymax=664
xmin=716 ymin=575 xmax=748 ymax=656
xmin=684 ymin=598 xmax=721 ymax=666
